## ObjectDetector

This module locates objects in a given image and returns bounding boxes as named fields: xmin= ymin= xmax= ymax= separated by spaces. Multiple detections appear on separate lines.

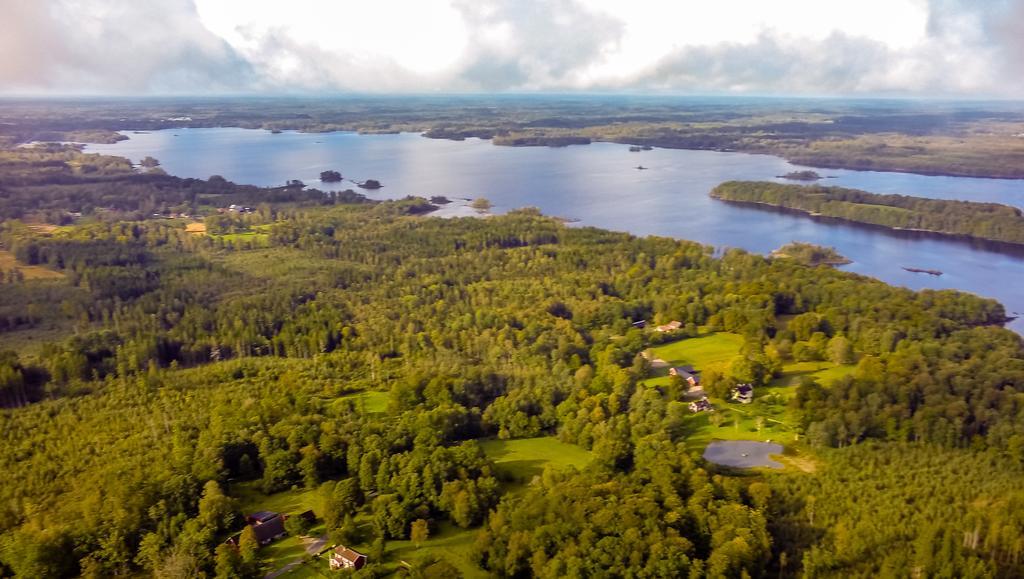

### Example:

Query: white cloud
xmin=1 ymin=0 xmax=1022 ymax=96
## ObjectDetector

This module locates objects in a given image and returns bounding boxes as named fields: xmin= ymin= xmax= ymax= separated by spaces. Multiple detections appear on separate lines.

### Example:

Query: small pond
xmin=702 ymin=440 xmax=784 ymax=469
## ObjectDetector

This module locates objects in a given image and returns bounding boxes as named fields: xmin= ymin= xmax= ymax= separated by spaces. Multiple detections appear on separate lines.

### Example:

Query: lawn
xmin=480 ymin=436 xmax=593 ymax=483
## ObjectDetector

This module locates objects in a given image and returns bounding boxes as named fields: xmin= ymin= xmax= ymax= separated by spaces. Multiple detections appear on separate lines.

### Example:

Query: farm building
xmin=669 ymin=365 xmax=700 ymax=387
xmin=654 ymin=320 xmax=682 ymax=332
xmin=245 ymin=511 xmax=286 ymax=545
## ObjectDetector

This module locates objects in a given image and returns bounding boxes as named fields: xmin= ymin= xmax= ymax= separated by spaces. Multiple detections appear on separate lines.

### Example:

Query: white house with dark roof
xmin=732 ymin=383 xmax=754 ymax=404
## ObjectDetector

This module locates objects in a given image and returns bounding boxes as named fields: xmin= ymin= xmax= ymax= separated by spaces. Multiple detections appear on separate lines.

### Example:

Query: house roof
xmin=251 ymin=515 xmax=285 ymax=544
xmin=248 ymin=511 xmax=279 ymax=523
xmin=333 ymin=546 xmax=366 ymax=563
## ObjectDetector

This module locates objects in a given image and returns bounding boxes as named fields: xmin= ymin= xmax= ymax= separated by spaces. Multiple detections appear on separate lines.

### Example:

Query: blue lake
xmin=87 ymin=128 xmax=1024 ymax=332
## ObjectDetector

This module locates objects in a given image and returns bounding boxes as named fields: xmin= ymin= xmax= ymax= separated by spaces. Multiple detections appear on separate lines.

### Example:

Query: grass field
xmin=232 ymin=481 xmax=323 ymax=516
xmin=0 ymin=249 xmax=65 ymax=280
xmin=769 ymin=361 xmax=855 ymax=396
xmin=335 ymin=390 xmax=389 ymax=413
xmin=480 ymin=436 xmax=593 ymax=483
xmin=215 ymin=231 xmax=270 ymax=246
xmin=641 ymin=332 xmax=744 ymax=388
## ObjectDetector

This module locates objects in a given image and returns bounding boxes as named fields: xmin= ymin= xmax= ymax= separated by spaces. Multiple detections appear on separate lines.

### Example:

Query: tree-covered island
xmin=711 ymin=180 xmax=1024 ymax=246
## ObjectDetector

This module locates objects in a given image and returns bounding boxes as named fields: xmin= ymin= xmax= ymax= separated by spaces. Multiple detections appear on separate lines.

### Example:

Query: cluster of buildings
xmin=224 ymin=508 xmax=368 ymax=573
xmin=220 ymin=204 xmax=255 ymax=214
xmin=687 ymin=383 xmax=755 ymax=413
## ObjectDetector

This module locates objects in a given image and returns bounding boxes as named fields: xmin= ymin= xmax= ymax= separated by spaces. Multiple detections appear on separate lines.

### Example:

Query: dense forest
xmin=0 ymin=145 xmax=1023 ymax=577
xmin=711 ymin=181 xmax=1024 ymax=246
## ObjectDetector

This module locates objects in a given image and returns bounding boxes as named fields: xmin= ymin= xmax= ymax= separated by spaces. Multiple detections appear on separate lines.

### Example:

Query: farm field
xmin=0 ymin=249 xmax=65 ymax=280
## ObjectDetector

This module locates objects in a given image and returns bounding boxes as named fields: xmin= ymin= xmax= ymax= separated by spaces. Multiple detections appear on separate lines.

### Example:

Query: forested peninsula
xmin=711 ymin=181 xmax=1024 ymax=246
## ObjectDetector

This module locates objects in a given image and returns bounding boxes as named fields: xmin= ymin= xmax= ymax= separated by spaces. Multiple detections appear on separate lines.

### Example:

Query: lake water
xmin=86 ymin=128 xmax=1024 ymax=332
xmin=702 ymin=440 xmax=785 ymax=469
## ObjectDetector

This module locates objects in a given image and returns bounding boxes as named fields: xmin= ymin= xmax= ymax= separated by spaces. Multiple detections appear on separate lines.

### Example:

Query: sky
xmin=2 ymin=0 xmax=1023 ymax=97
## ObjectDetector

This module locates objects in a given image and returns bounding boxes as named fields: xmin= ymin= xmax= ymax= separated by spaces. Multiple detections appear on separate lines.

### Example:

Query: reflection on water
xmin=86 ymin=128 xmax=1024 ymax=332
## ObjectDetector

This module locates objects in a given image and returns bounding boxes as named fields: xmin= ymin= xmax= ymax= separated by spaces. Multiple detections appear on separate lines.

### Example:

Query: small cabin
xmin=689 ymin=397 xmax=713 ymax=413
xmin=330 ymin=546 xmax=367 ymax=571
xmin=732 ymin=383 xmax=754 ymax=404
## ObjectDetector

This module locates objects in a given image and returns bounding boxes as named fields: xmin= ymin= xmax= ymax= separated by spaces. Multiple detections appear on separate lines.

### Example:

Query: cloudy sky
xmin=2 ymin=0 xmax=1023 ymax=97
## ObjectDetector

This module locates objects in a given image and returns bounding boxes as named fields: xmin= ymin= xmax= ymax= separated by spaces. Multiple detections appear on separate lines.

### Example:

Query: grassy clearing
xmin=229 ymin=482 xmax=328 ymax=575
xmin=0 ymin=249 xmax=65 ymax=280
xmin=642 ymin=332 xmax=744 ymax=388
xmin=481 ymin=436 xmax=593 ymax=483
xmin=641 ymin=332 xmax=854 ymax=463
xmin=219 ymin=247 xmax=346 ymax=280
xmin=282 ymin=522 xmax=485 ymax=579
xmin=649 ymin=332 xmax=744 ymax=368
xmin=335 ymin=390 xmax=389 ymax=413
xmin=0 ymin=325 xmax=75 ymax=359
xmin=231 ymin=481 xmax=322 ymax=516
xmin=769 ymin=361 xmax=854 ymax=395
xmin=384 ymin=521 xmax=485 ymax=578
xmin=685 ymin=359 xmax=855 ymax=460
xmin=214 ymin=231 xmax=270 ymax=245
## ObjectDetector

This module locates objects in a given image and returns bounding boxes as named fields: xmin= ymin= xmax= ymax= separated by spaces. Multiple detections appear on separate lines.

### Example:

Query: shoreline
xmin=33 ymin=124 xmax=1024 ymax=182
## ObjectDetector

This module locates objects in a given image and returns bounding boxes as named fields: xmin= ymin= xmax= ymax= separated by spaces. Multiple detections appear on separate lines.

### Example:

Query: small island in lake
xmin=358 ymin=179 xmax=382 ymax=189
xmin=430 ymin=195 xmax=452 ymax=204
xmin=319 ymin=170 xmax=343 ymax=182
xmin=629 ymin=145 xmax=653 ymax=152
xmin=771 ymin=242 xmax=851 ymax=267
xmin=711 ymin=181 xmax=1024 ymax=247
xmin=778 ymin=170 xmax=822 ymax=181
xmin=903 ymin=267 xmax=943 ymax=276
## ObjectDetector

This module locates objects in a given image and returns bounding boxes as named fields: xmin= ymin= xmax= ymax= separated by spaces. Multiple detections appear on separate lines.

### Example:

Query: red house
xmin=329 ymin=545 xmax=367 ymax=570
